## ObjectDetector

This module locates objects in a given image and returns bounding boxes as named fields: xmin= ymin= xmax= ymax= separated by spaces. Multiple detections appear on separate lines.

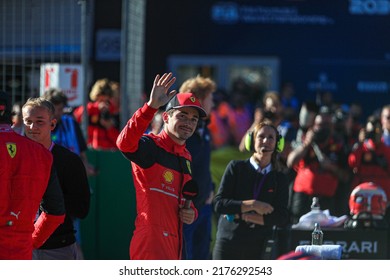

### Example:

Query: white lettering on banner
xmin=211 ymin=3 xmax=334 ymax=25
xmin=350 ymin=0 xmax=390 ymax=15
xmin=211 ymin=3 xmax=239 ymax=24
xmin=349 ymin=241 xmax=361 ymax=253
xmin=299 ymin=239 xmax=379 ymax=254
xmin=357 ymin=81 xmax=389 ymax=93
xmin=307 ymin=72 xmax=338 ymax=92
xmin=211 ymin=1 xmax=390 ymax=26
xmin=360 ymin=241 xmax=378 ymax=253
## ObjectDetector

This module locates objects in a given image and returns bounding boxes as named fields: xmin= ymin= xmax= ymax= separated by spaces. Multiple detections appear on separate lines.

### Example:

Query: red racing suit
xmin=348 ymin=139 xmax=390 ymax=199
xmin=116 ymin=103 xmax=198 ymax=260
xmin=1 ymin=125 xmax=65 ymax=259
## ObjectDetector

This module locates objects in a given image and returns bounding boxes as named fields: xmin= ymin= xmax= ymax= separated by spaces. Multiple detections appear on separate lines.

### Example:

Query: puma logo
xmin=10 ymin=211 xmax=21 ymax=220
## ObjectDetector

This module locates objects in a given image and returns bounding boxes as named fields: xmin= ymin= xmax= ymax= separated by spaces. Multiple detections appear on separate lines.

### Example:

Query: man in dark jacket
xmin=22 ymin=97 xmax=90 ymax=260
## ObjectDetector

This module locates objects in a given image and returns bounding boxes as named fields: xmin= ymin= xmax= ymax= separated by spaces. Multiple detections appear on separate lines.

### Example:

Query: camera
xmin=312 ymin=127 xmax=330 ymax=144
xmin=100 ymin=108 xmax=111 ymax=121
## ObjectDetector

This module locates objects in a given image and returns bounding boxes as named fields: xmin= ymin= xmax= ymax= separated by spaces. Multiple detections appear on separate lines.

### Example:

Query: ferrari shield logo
xmin=6 ymin=142 xmax=17 ymax=158
xmin=186 ymin=160 xmax=192 ymax=174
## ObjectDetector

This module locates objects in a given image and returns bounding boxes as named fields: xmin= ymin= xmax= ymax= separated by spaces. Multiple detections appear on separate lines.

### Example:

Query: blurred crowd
xmin=5 ymin=74 xmax=390 ymax=260
xmin=10 ymin=77 xmax=390 ymax=222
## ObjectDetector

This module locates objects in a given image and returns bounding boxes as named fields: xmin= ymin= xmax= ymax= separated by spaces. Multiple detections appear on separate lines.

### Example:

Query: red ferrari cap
xmin=165 ymin=92 xmax=206 ymax=118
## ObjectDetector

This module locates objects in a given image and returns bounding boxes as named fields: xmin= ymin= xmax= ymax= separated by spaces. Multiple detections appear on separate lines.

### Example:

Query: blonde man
xmin=22 ymin=97 xmax=90 ymax=260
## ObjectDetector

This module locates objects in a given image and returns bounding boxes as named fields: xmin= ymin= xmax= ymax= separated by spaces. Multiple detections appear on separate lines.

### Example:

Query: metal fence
xmin=0 ymin=0 xmax=86 ymax=105
xmin=1 ymin=0 xmax=146 ymax=130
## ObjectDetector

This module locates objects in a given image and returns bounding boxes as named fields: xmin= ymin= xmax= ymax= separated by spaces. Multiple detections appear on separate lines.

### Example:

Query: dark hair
xmin=0 ymin=91 xmax=12 ymax=124
xmin=43 ymin=88 xmax=68 ymax=106
xmin=304 ymin=101 xmax=320 ymax=114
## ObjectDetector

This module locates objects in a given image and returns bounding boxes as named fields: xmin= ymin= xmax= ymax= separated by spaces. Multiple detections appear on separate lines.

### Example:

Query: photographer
xmin=73 ymin=78 xmax=119 ymax=150
xmin=292 ymin=102 xmax=319 ymax=148
xmin=287 ymin=108 xmax=350 ymax=223
xmin=348 ymin=115 xmax=390 ymax=201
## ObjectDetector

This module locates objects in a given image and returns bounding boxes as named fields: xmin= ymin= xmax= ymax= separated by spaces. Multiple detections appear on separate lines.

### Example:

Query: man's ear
xmin=162 ymin=111 xmax=169 ymax=124
xmin=51 ymin=119 xmax=57 ymax=130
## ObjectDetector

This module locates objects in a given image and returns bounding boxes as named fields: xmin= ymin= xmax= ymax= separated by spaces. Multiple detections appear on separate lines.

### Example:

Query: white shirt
xmin=250 ymin=156 xmax=272 ymax=174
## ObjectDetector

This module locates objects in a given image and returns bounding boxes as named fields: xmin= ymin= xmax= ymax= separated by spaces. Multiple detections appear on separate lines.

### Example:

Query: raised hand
xmin=147 ymin=73 xmax=177 ymax=109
